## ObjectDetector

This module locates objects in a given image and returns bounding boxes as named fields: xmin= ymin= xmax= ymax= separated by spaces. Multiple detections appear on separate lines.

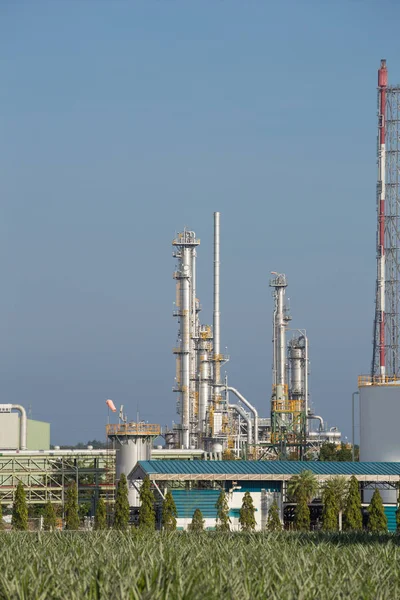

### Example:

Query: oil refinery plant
xmin=164 ymin=211 xmax=341 ymax=458
xmin=2 ymin=60 xmax=400 ymax=531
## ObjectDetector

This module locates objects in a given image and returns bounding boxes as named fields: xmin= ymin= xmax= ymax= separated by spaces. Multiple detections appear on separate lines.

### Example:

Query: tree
xmin=267 ymin=500 xmax=282 ymax=532
xmin=138 ymin=476 xmax=155 ymax=530
xmin=114 ymin=473 xmax=130 ymax=530
xmin=287 ymin=470 xmax=319 ymax=503
xmin=65 ymin=482 xmax=80 ymax=530
xmin=43 ymin=501 xmax=57 ymax=531
xmin=322 ymin=484 xmax=339 ymax=531
xmin=368 ymin=489 xmax=387 ymax=533
xmin=239 ymin=492 xmax=256 ymax=531
xmin=188 ymin=508 xmax=205 ymax=531
xmin=12 ymin=482 xmax=28 ymax=531
xmin=0 ymin=503 xmax=4 ymax=531
xmin=322 ymin=476 xmax=348 ymax=531
xmin=161 ymin=491 xmax=177 ymax=531
xmin=294 ymin=489 xmax=310 ymax=531
xmin=336 ymin=444 xmax=353 ymax=462
xmin=343 ymin=476 xmax=363 ymax=531
xmin=215 ymin=490 xmax=230 ymax=531
xmin=94 ymin=498 xmax=107 ymax=530
xmin=318 ymin=443 xmax=337 ymax=462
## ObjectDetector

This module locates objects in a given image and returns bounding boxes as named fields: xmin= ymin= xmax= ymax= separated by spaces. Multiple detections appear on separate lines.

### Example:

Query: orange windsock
xmin=106 ymin=399 xmax=117 ymax=412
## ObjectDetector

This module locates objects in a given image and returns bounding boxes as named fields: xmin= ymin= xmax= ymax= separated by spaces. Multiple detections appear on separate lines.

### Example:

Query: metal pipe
xmin=352 ymin=391 xmax=359 ymax=462
xmin=213 ymin=212 xmax=221 ymax=394
xmin=14 ymin=405 xmax=27 ymax=450
xmin=306 ymin=414 xmax=324 ymax=432
xmin=198 ymin=350 xmax=209 ymax=434
xmin=190 ymin=248 xmax=197 ymax=445
xmin=228 ymin=403 xmax=252 ymax=445
xmin=303 ymin=333 xmax=309 ymax=431
xmin=181 ymin=247 xmax=191 ymax=448
xmin=226 ymin=386 xmax=258 ymax=445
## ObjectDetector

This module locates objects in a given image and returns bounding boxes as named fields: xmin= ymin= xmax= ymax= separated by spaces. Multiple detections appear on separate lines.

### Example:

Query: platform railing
xmin=358 ymin=375 xmax=400 ymax=387
xmin=106 ymin=423 xmax=161 ymax=436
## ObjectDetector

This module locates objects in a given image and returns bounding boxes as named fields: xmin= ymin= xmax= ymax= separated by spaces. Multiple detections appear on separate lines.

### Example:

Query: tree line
xmin=2 ymin=471 xmax=395 ymax=532
xmin=287 ymin=470 xmax=388 ymax=532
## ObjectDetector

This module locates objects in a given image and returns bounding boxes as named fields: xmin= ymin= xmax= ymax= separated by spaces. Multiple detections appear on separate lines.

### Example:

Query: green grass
xmin=0 ymin=531 xmax=400 ymax=599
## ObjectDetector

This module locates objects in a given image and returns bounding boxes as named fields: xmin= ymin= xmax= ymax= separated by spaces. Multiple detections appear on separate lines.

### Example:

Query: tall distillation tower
xmin=270 ymin=273 xmax=307 ymax=457
xmin=172 ymin=229 xmax=200 ymax=448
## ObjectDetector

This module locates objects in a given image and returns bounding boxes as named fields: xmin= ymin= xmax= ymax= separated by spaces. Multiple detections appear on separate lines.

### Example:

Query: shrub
xmin=12 ymin=482 xmax=28 ymax=531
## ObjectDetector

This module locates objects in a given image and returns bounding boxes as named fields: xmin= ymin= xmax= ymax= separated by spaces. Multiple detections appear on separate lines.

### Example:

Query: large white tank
xmin=115 ymin=436 xmax=151 ymax=506
xmin=359 ymin=384 xmax=400 ymax=502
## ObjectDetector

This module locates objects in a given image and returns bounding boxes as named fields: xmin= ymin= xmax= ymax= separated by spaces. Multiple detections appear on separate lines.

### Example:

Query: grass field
xmin=1 ymin=531 xmax=400 ymax=599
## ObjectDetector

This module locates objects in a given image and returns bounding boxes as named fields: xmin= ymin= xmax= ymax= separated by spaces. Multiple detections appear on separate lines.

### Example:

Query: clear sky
xmin=2 ymin=0 xmax=400 ymax=445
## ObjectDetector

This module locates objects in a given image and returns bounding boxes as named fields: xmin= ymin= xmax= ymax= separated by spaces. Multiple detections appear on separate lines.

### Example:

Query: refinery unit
xmin=165 ymin=212 xmax=341 ymax=458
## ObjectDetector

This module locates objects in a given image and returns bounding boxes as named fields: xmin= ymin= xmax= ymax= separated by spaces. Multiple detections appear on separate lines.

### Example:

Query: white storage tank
xmin=359 ymin=382 xmax=400 ymax=502
xmin=107 ymin=422 xmax=161 ymax=506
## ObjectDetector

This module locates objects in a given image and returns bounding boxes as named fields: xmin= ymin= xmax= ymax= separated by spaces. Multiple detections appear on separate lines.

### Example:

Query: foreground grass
xmin=0 ymin=531 xmax=400 ymax=599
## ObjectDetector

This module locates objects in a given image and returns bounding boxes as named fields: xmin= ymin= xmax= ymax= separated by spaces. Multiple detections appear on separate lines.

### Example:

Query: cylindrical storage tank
xmin=359 ymin=384 xmax=400 ymax=502
xmin=115 ymin=437 xmax=151 ymax=506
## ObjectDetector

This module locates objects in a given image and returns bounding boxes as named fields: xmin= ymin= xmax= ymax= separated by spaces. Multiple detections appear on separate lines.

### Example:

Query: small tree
xmin=43 ymin=501 xmax=57 ymax=531
xmin=267 ymin=499 xmax=282 ymax=532
xmin=94 ymin=498 xmax=107 ymax=530
xmin=114 ymin=473 xmax=130 ymax=530
xmin=12 ymin=482 xmax=28 ymax=531
xmin=188 ymin=508 xmax=204 ymax=532
xmin=368 ymin=489 xmax=387 ymax=533
xmin=161 ymin=491 xmax=177 ymax=531
xmin=138 ymin=476 xmax=155 ymax=530
xmin=343 ymin=476 xmax=363 ymax=531
xmin=322 ymin=484 xmax=339 ymax=531
xmin=65 ymin=482 xmax=80 ymax=531
xmin=294 ymin=489 xmax=310 ymax=531
xmin=215 ymin=490 xmax=230 ymax=531
xmin=239 ymin=492 xmax=256 ymax=531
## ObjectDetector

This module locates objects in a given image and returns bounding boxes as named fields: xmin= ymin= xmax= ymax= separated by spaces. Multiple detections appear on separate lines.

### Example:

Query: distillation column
xmin=270 ymin=272 xmax=290 ymax=405
xmin=172 ymin=230 xmax=200 ymax=448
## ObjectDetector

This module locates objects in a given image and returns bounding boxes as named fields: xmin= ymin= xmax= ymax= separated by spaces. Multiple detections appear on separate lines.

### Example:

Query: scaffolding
xmin=0 ymin=450 xmax=116 ymax=509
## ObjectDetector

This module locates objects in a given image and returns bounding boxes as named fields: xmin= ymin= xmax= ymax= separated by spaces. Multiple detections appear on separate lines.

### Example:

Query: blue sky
xmin=2 ymin=0 xmax=400 ymax=444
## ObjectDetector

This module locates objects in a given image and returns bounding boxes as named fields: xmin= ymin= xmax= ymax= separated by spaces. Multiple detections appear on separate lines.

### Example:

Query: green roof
xmin=136 ymin=460 xmax=400 ymax=477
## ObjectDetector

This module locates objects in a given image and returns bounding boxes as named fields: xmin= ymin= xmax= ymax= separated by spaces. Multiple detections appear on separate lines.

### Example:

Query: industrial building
xmin=129 ymin=460 xmax=400 ymax=531
xmin=0 ymin=404 xmax=50 ymax=451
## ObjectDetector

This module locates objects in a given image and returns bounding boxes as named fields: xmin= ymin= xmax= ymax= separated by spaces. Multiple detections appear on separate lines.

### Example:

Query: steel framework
xmin=0 ymin=450 xmax=115 ymax=509
xmin=372 ymin=60 xmax=400 ymax=377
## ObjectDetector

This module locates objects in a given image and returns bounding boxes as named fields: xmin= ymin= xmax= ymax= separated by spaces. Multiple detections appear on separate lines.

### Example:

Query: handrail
xmin=106 ymin=423 xmax=161 ymax=436
xmin=358 ymin=375 xmax=400 ymax=387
